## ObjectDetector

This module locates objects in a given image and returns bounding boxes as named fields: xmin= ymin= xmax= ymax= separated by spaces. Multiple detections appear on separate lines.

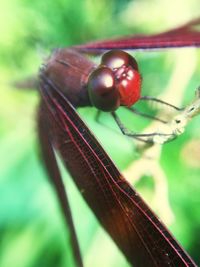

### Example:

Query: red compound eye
xmin=101 ymin=50 xmax=141 ymax=107
xmin=87 ymin=66 xmax=120 ymax=111
xmin=101 ymin=50 xmax=138 ymax=71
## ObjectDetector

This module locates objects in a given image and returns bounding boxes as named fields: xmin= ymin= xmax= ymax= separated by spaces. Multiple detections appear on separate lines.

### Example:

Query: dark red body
xmin=43 ymin=48 xmax=94 ymax=108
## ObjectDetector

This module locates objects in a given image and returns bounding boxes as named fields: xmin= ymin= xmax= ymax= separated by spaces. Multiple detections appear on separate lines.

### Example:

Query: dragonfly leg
xmin=111 ymin=111 xmax=173 ymax=143
xmin=38 ymin=104 xmax=83 ymax=267
xmin=140 ymin=96 xmax=183 ymax=110
xmin=126 ymin=107 xmax=167 ymax=123
xmin=94 ymin=110 xmax=151 ymax=142
xmin=94 ymin=110 xmax=102 ymax=122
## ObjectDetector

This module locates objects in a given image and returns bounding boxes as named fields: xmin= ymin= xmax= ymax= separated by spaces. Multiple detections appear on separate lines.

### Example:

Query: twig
xmin=123 ymin=48 xmax=198 ymax=225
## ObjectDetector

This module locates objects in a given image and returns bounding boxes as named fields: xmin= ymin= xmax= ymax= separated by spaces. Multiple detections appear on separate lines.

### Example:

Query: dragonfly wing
xmin=39 ymin=75 xmax=197 ymax=267
xmin=37 ymin=105 xmax=83 ymax=267
xmin=76 ymin=17 xmax=200 ymax=52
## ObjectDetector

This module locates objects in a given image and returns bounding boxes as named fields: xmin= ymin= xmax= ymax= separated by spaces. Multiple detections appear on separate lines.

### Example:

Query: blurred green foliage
xmin=0 ymin=0 xmax=200 ymax=266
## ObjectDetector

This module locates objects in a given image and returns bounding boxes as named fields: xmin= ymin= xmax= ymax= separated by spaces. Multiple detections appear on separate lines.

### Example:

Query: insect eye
xmin=101 ymin=50 xmax=138 ymax=71
xmin=87 ymin=66 xmax=120 ymax=111
xmin=101 ymin=50 xmax=141 ymax=107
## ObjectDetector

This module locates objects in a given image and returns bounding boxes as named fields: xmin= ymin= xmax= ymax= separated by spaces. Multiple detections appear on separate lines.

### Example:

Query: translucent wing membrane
xmin=40 ymin=75 xmax=197 ymax=267
xmin=76 ymin=17 xmax=200 ymax=52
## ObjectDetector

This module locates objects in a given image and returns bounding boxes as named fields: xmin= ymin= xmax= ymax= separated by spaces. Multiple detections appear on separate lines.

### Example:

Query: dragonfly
xmin=38 ymin=18 xmax=200 ymax=267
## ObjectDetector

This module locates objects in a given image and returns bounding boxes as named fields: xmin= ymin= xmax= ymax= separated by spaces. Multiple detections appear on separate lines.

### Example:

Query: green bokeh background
xmin=0 ymin=0 xmax=200 ymax=266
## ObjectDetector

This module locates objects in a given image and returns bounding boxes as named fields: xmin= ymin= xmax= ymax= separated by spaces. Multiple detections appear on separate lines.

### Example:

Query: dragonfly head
xmin=87 ymin=50 xmax=141 ymax=111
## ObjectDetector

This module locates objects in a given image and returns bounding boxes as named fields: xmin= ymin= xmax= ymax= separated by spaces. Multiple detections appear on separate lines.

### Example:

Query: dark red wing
xmin=76 ymin=17 xmax=200 ymax=52
xmin=38 ymin=105 xmax=83 ymax=267
xmin=40 ymin=75 xmax=197 ymax=267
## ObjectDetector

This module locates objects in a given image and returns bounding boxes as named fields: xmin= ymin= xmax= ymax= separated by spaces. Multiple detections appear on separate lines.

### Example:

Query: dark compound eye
xmin=87 ymin=66 xmax=120 ymax=111
xmin=87 ymin=50 xmax=141 ymax=111
xmin=101 ymin=50 xmax=141 ymax=107
xmin=101 ymin=50 xmax=138 ymax=71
